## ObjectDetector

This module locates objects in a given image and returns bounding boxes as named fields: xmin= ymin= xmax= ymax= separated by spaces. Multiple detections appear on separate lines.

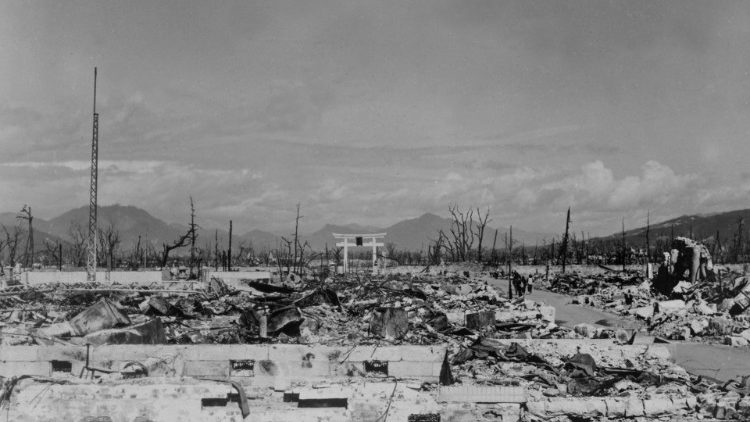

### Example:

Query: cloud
xmin=538 ymin=160 xmax=696 ymax=211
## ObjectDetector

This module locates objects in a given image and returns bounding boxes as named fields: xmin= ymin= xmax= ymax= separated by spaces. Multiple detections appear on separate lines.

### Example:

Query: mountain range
xmin=596 ymin=209 xmax=750 ymax=247
xmin=0 ymin=205 xmax=552 ymax=254
xmin=6 ymin=204 xmax=750 ymax=257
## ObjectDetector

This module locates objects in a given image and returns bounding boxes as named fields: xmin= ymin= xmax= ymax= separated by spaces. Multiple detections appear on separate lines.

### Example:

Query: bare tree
xmin=98 ymin=224 xmax=121 ymax=273
xmin=160 ymin=199 xmax=198 ymax=268
xmin=2 ymin=224 xmax=23 ymax=270
xmin=130 ymin=235 xmax=143 ymax=270
xmin=44 ymin=239 xmax=63 ymax=270
xmin=474 ymin=207 xmax=491 ymax=262
xmin=561 ymin=207 xmax=571 ymax=273
xmin=67 ymin=223 xmax=88 ymax=267
xmin=161 ymin=229 xmax=192 ymax=268
xmin=447 ymin=204 xmax=475 ymax=261
xmin=331 ymin=246 xmax=343 ymax=267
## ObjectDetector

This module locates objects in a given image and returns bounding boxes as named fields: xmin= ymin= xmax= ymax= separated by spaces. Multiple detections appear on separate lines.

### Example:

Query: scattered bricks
xmin=538 ymin=305 xmax=555 ymax=322
xmin=715 ymin=393 xmax=740 ymax=420
xmin=679 ymin=326 xmax=691 ymax=340
xmin=632 ymin=305 xmax=654 ymax=320
xmin=736 ymin=395 xmax=750 ymax=417
xmin=690 ymin=319 xmax=705 ymax=335
xmin=698 ymin=392 xmax=718 ymax=416
xmin=724 ymin=336 xmax=748 ymax=347
xmin=657 ymin=300 xmax=687 ymax=314
xmin=573 ymin=323 xmax=595 ymax=338
xmin=642 ymin=396 xmax=675 ymax=416
xmin=369 ymin=308 xmax=408 ymax=339
xmin=739 ymin=328 xmax=750 ymax=342
xmin=445 ymin=311 xmax=464 ymax=325
xmin=685 ymin=395 xmax=698 ymax=410
xmin=614 ymin=329 xmax=633 ymax=344
xmin=465 ymin=311 xmax=495 ymax=330
xmin=709 ymin=317 xmax=733 ymax=336
xmin=455 ymin=284 xmax=472 ymax=295
xmin=696 ymin=301 xmax=717 ymax=315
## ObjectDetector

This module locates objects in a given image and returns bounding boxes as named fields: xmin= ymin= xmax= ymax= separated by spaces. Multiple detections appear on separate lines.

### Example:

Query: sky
xmin=2 ymin=0 xmax=750 ymax=236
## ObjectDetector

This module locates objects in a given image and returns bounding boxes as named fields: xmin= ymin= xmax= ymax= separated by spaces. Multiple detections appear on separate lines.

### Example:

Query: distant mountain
xmin=381 ymin=212 xmax=551 ymax=252
xmin=46 ymin=204 xmax=182 ymax=249
xmin=2 ymin=205 xmax=554 ymax=257
xmin=596 ymin=208 xmax=750 ymax=247
xmin=237 ymin=229 xmax=280 ymax=250
xmin=0 ymin=211 xmax=69 ymax=254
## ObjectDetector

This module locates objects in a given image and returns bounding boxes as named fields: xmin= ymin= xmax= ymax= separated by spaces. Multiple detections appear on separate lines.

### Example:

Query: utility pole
xmin=17 ymin=205 xmax=33 ymax=269
xmin=621 ymin=218 xmax=626 ymax=271
xmin=86 ymin=67 xmax=99 ymax=281
xmin=214 ymin=230 xmax=219 ymax=271
xmin=507 ymin=226 xmax=513 ymax=300
xmin=293 ymin=203 xmax=302 ymax=273
xmin=561 ymin=207 xmax=570 ymax=273
xmin=228 ymin=220 xmax=233 ymax=271
xmin=736 ymin=217 xmax=744 ymax=263
xmin=645 ymin=210 xmax=650 ymax=263
xmin=189 ymin=197 xmax=197 ymax=277
xmin=491 ymin=228 xmax=498 ymax=265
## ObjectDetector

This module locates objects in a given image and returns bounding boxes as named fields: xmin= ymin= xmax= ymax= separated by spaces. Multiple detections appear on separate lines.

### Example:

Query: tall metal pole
xmin=561 ymin=207 xmax=570 ymax=273
xmin=86 ymin=67 xmax=99 ymax=281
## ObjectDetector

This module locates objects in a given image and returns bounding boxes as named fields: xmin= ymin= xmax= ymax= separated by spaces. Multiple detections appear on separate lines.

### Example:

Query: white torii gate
xmin=333 ymin=233 xmax=386 ymax=273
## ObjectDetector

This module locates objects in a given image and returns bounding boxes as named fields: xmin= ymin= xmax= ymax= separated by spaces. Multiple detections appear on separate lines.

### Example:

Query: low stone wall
xmin=0 ymin=344 xmax=448 ymax=386
xmin=21 ymin=271 xmax=164 ymax=285
xmin=202 ymin=270 xmax=272 ymax=284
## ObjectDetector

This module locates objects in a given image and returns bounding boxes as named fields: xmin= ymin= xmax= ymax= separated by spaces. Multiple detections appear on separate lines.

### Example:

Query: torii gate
xmin=333 ymin=233 xmax=386 ymax=273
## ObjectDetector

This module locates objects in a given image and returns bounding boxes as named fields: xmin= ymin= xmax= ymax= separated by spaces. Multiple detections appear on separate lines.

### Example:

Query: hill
xmin=2 ymin=205 xmax=554 ymax=257
xmin=596 ymin=208 xmax=750 ymax=248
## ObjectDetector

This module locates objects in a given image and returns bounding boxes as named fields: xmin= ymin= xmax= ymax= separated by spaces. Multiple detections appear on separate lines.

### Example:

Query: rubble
xmin=544 ymin=238 xmax=750 ymax=348
xmin=1 ymin=264 xmax=748 ymax=420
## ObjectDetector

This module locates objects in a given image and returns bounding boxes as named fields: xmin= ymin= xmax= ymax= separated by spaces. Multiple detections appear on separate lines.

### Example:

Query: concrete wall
xmin=0 ymin=344 xmax=447 ymax=386
xmin=203 ymin=271 xmax=272 ymax=285
xmin=21 ymin=271 xmax=164 ymax=285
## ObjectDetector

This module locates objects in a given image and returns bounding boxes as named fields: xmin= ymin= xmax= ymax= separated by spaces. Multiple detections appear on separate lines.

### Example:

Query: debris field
xmin=0 ymin=261 xmax=747 ymax=421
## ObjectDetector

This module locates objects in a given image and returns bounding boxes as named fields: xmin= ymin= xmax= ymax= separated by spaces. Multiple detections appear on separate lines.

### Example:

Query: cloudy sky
xmin=2 ymin=0 xmax=750 ymax=236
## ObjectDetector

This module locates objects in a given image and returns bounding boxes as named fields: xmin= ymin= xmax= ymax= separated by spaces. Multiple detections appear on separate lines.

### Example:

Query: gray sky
xmin=2 ymin=0 xmax=750 ymax=235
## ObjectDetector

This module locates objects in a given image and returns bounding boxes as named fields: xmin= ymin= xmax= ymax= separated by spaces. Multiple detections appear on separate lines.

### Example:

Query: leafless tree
xmin=331 ymin=246 xmax=343 ymax=267
xmin=160 ymin=199 xmax=197 ymax=268
xmin=3 ymin=225 xmax=23 ymax=268
xmin=474 ymin=207 xmax=491 ymax=262
xmin=130 ymin=235 xmax=144 ymax=270
xmin=44 ymin=239 xmax=63 ymax=270
xmin=67 ymin=223 xmax=87 ymax=267
xmin=161 ymin=229 xmax=192 ymax=268
xmin=98 ymin=224 xmax=121 ymax=272
xmin=447 ymin=204 xmax=475 ymax=261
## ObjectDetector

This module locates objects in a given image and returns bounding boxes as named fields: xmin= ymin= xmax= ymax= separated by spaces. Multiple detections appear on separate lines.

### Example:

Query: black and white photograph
xmin=2 ymin=1 xmax=750 ymax=420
